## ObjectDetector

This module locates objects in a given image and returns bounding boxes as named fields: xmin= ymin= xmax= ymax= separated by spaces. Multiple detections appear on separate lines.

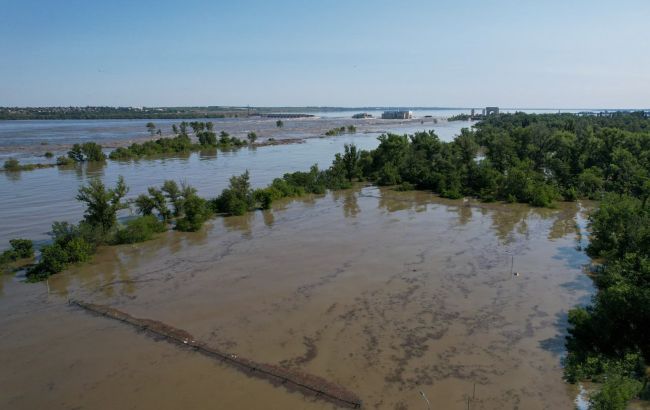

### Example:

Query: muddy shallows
xmin=0 ymin=187 xmax=594 ymax=409
xmin=70 ymin=299 xmax=362 ymax=408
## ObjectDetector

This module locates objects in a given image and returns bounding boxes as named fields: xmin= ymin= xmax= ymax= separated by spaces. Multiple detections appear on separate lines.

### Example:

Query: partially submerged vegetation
xmin=564 ymin=194 xmax=650 ymax=407
xmin=324 ymin=125 xmax=356 ymax=136
xmin=3 ymin=111 xmax=650 ymax=407
xmin=1 ymin=239 xmax=34 ymax=273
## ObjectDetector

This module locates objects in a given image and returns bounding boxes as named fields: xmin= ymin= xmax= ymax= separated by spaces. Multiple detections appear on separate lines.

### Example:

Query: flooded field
xmin=0 ymin=187 xmax=595 ymax=409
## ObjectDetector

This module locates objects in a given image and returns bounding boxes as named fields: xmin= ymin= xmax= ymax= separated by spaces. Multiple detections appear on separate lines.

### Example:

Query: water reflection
xmin=262 ymin=210 xmax=275 ymax=228
xmin=332 ymin=189 xmax=361 ymax=218
xmin=222 ymin=212 xmax=254 ymax=236
xmin=456 ymin=202 xmax=473 ymax=226
xmin=3 ymin=170 xmax=21 ymax=182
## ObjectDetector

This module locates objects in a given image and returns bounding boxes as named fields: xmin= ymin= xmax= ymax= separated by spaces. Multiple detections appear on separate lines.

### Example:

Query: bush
xmin=33 ymin=244 xmax=69 ymax=276
xmin=253 ymin=189 xmax=274 ymax=209
xmin=44 ymin=151 xmax=53 ymax=158
xmin=68 ymin=142 xmax=106 ymax=162
xmin=377 ymin=163 xmax=401 ymax=186
xmin=589 ymin=374 xmax=642 ymax=410
xmin=115 ymin=215 xmax=167 ymax=244
xmin=212 ymin=171 xmax=254 ymax=216
xmin=175 ymin=195 xmax=210 ymax=232
xmin=9 ymin=239 xmax=33 ymax=259
xmin=3 ymin=158 xmax=20 ymax=171
xmin=212 ymin=189 xmax=250 ymax=216
xmin=56 ymin=156 xmax=74 ymax=166
xmin=26 ymin=222 xmax=97 ymax=280
xmin=528 ymin=182 xmax=558 ymax=207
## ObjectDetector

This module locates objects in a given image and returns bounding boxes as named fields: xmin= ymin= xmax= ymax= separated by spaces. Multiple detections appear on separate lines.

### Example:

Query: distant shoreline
xmin=0 ymin=106 xmax=644 ymax=121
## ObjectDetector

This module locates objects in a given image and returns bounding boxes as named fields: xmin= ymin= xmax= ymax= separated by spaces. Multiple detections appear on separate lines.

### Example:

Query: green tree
xmin=276 ymin=120 xmax=283 ymax=128
xmin=146 ymin=122 xmax=156 ymax=135
xmin=76 ymin=176 xmax=129 ymax=233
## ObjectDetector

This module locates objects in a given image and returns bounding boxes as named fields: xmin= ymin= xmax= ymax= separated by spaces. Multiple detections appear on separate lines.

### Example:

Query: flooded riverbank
xmin=0 ymin=117 xmax=474 ymax=247
xmin=0 ymin=187 xmax=595 ymax=409
xmin=0 ymin=115 xmax=471 ymax=162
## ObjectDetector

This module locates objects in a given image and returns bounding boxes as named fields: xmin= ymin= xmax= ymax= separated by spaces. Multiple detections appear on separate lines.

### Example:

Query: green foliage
xmin=162 ymin=180 xmax=183 ymax=216
xmin=56 ymin=156 xmax=74 ymax=166
xmin=0 ymin=239 xmax=34 ymax=271
xmin=76 ymin=176 xmax=129 ymax=233
xmin=108 ymin=134 xmax=193 ymax=159
xmin=564 ymin=192 xmax=650 ymax=408
xmin=44 ymin=151 xmax=53 ymax=158
xmin=67 ymin=142 xmax=106 ymax=162
xmin=174 ymin=195 xmax=211 ymax=232
xmin=276 ymin=120 xmax=283 ymax=128
xmin=448 ymin=114 xmax=471 ymax=121
xmin=197 ymin=131 xmax=217 ymax=146
xmin=589 ymin=373 xmax=643 ymax=410
xmin=146 ymin=122 xmax=156 ymax=135
xmin=586 ymin=194 xmax=650 ymax=259
xmin=331 ymin=144 xmax=360 ymax=182
xmin=3 ymin=158 xmax=19 ymax=170
xmin=212 ymin=171 xmax=254 ymax=216
xmin=115 ymin=215 xmax=167 ymax=244
xmin=253 ymin=189 xmax=274 ymax=209
xmin=27 ymin=221 xmax=96 ymax=281
xmin=217 ymin=131 xmax=247 ymax=148
xmin=247 ymin=132 xmax=258 ymax=143
xmin=9 ymin=239 xmax=33 ymax=259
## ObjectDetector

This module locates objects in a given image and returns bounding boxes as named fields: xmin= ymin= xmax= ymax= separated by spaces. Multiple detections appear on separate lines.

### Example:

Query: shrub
xmin=589 ymin=374 xmax=642 ymax=410
xmin=9 ymin=239 xmax=33 ymax=259
xmin=44 ymin=151 xmax=54 ymax=158
xmin=212 ymin=171 xmax=254 ymax=216
xmin=115 ymin=215 xmax=167 ymax=244
xmin=3 ymin=158 xmax=20 ymax=171
xmin=197 ymin=131 xmax=217 ymax=146
xmin=56 ymin=156 xmax=74 ymax=166
xmin=253 ymin=188 xmax=274 ymax=209
xmin=33 ymin=244 xmax=69 ymax=276
xmin=528 ymin=182 xmax=558 ymax=207
xmin=68 ymin=142 xmax=106 ymax=162
xmin=377 ymin=163 xmax=401 ymax=186
xmin=26 ymin=222 xmax=97 ymax=281
xmin=175 ymin=195 xmax=210 ymax=232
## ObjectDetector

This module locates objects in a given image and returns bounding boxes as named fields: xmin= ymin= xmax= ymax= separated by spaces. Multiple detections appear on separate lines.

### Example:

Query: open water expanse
xmin=0 ymin=116 xmax=473 ymax=247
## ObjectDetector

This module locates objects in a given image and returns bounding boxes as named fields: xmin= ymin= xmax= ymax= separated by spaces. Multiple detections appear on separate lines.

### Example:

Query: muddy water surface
xmin=0 ymin=188 xmax=594 ymax=409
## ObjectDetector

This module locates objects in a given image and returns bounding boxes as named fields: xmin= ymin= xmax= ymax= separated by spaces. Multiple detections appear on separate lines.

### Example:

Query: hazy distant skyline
xmin=1 ymin=0 xmax=649 ymax=108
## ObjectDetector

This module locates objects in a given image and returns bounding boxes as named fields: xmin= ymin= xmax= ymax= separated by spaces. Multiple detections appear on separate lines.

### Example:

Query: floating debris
xmin=69 ymin=299 xmax=362 ymax=409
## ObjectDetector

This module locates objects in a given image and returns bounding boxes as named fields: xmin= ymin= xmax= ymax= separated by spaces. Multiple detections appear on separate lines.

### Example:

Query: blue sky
xmin=0 ymin=0 xmax=648 ymax=108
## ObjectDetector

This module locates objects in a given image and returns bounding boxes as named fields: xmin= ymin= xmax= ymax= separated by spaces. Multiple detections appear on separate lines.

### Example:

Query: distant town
xmin=1 ymin=106 xmax=648 ymax=121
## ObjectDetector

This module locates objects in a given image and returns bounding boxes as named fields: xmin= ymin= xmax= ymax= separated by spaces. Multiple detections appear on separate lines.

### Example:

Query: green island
xmin=3 ymin=111 xmax=650 ymax=408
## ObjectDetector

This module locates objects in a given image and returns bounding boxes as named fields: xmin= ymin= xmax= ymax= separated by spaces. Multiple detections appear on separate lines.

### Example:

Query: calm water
xmin=0 ymin=118 xmax=476 ymax=247
xmin=0 ymin=188 xmax=595 ymax=409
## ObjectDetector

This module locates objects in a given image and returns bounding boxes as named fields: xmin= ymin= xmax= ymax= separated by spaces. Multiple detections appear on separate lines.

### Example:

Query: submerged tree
xmin=146 ymin=122 xmax=156 ymax=135
xmin=76 ymin=176 xmax=129 ymax=233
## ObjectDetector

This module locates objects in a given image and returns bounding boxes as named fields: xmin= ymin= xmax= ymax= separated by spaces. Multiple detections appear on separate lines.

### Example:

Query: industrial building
xmin=381 ymin=110 xmax=413 ymax=119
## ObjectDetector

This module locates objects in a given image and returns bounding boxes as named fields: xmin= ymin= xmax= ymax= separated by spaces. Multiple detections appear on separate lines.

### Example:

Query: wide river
xmin=0 ymin=117 xmax=471 ymax=247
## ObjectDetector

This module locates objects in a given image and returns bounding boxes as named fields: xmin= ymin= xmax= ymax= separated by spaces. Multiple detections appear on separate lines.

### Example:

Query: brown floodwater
xmin=0 ymin=187 xmax=595 ymax=409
